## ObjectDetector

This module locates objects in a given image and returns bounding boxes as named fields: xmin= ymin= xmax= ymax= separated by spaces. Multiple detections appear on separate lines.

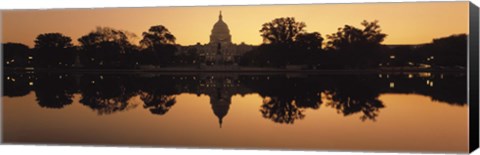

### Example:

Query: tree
xmin=239 ymin=44 xmax=288 ymax=67
xmin=3 ymin=43 xmax=31 ymax=67
xmin=140 ymin=25 xmax=176 ymax=47
xmin=260 ymin=17 xmax=306 ymax=45
xmin=35 ymin=33 xmax=73 ymax=49
xmin=174 ymin=48 xmax=200 ymax=65
xmin=383 ymin=46 xmax=419 ymax=67
xmin=293 ymin=32 xmax=325 ymax=66
xmin=294 ymin=32 xmax=324 ymax=51
xmin=326 ymin=20 xmax=387 ymax=68
xmin=327 ymin=20 xmax=386 ymax=50
xmin=242 ymin=17 xmax=309 ymax=67
xmin=34 ymin=33 xmax=75 ymax=68
xmin=139 ymin=25 xmax=177 ymax=66
xmin=78 ymin=27 xmax=138 ymax=68
xmin=240 ymin=18 xmax=326 ymax=67
xmin=418 ymin=34 xmax=467 ymax=67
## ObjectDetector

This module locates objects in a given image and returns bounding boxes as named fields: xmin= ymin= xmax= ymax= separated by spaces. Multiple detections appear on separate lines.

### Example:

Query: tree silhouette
xmin=3 ymin=73 xmax=32 ymax=97
xmin=79 ymin=75 xmax=138 ymax=115
xmin=240 ymin=75 xmax=323 ymax=124
xmin=239 ymin=44 xmax=285 ymax=67
xmin=324 ymin=75 xmax=385 ymax=121
xmin=327 ymin=20 xmax=386 ymax=50
xmin=427 ymin=74 xmax=467 ymax=105
xmin=417 ymin=34 xmax=467 ymax=67
xmin=174 ymin=48 xmax=200 ymax=65
xmin=260 ymin=97 xmax=305 ymax=124
xmin=240 ymin=18 xmax=327 ymax=67
xmin=382 ymin=46 xmax=419 ymax=67
xmin=293 ymin=32 xmax=325 ymax=66
xmin=34 ymin=73 xmax=75 ymax=109
xmin=294 ymin=32 xmax=324 ymax=51
xmin=140 ymin=25 xmax=176 ymax=47
xmin=326 ymin=20 xmax=387 ymax=68
xmin=78 ymin=27 xmax=138 ymax=68
xmin=325 ymin=90 xmax=384 ymax=121
xmin=34 ymin=33 xmax=75 ymax=68
xmin=35 ymin=33 xmax=73 ymax=49
xmin=260 ymin=17 xmax=306 ymax=45
xmin=379 ymin=34 xmax=468 ymax=68
xmin=140 ymin=92 xmax=176 ymax=115
xmin=139 ymin=25 xmax=177 ymax=66
xmin=3 ymin=43 xmax=31 ymax=67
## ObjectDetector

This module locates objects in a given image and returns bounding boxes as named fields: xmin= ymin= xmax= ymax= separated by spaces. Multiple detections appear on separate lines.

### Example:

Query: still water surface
xmin=2 ymin=72 xmax=468 ymax=152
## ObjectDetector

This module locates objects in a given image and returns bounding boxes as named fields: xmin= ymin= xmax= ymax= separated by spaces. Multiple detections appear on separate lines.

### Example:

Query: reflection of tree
xmin=79 ymin=75 xmax=137 ymax=115
xmin=324 ymin=90 xmax=384 ymax=121
xmin=424 ymin=74 xmax=466 ymax=106
xmin=34 ymin=73 xmax=75 ymax=108
xmin=140 ymin=92 xmax=176 ymax=115
xmin=323 ymin=75 xmax=385 ymax=121
xmin=3 ymin=74 xmax=32 ymax=97
xmin=80 ymin=95 xmax=134 ymax=115
xmin=294 ymin=92 xmax=323 ymax=109
xmin=3 ymin=73 xmax=467 ymax=123
xmin=134 ymin=75 xmax=180 ymax=115
xmin=381 ymin=73 xmax=467 ymax=106
xmin=244 ymin=76 xmax=323 ymax=124
xmin=260 ymin=97 xmax=305 ymax=124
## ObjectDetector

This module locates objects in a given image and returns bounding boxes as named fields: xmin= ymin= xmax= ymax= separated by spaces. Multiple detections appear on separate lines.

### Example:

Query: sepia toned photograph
xmin=1 ymin=1 xmax=477 ymax=153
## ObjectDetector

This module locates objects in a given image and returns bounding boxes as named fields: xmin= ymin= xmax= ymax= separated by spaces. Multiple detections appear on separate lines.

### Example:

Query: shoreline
xmin=4 ymin=67 xmax=466 ymax=74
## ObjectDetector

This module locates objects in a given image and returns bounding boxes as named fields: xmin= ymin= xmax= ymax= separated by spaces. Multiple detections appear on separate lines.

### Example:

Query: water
xmin=2 ymin=72 xmax=468 ymax=153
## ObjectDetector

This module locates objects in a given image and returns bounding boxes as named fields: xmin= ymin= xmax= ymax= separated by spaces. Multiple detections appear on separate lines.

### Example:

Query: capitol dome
xmin=210 ymin=11 xmax=232 ymax=44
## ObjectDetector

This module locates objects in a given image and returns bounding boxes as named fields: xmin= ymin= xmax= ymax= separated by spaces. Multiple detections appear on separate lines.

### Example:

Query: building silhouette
xmin=178 ymin=11 xmax=255 ymax=66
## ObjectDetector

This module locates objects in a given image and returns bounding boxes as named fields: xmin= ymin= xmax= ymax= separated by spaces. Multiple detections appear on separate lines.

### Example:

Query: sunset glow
xmin=1 ymin=2 xmax=469 ymax=47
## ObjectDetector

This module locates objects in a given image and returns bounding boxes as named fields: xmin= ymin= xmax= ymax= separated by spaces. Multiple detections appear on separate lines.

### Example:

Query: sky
xmin=1 ymin=1 xmax=469 ymax=47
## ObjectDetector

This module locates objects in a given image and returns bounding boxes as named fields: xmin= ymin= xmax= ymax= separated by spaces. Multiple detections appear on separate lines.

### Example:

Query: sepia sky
xmin=1 ymin=1 xmax=469 ymax=47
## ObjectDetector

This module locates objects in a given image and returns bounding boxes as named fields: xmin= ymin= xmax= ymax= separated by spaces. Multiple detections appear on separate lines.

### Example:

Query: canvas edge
xmin=469 ymin=1 xmax=480 ymax=153
xmin=0 ymin=1 xmax=476 ymax=153
xmin=0 ymin=10 xmax=4 ymax=145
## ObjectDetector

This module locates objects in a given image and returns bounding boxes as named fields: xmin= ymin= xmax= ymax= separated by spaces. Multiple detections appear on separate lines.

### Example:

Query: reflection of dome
xmin=212 ymin=101 xmax=229 ymax=128
xmin=210 ymin=87 xmax=232 ymax=128
xmin=210 ymin=11 xmax=232 ymax=44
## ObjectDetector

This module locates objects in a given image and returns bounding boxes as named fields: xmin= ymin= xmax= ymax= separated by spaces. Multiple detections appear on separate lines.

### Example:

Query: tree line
xmin=239 ymin=17 xmax=467 ymax=69
xmin=4 ymin=25 xmax=181 ymax=69
xmin=3 ymin=17 xmax=468 ymax=70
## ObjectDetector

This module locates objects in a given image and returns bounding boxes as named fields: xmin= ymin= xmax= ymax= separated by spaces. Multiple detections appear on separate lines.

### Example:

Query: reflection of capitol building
xmin=177 ymin=11 xmax=255 ymax=65
xmin=196 ymin=74 xmax=249 ymax=128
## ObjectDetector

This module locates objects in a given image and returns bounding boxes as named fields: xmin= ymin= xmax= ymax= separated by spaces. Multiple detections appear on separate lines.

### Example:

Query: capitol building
xmin=177 ymin=11 xmax=255 ymax=66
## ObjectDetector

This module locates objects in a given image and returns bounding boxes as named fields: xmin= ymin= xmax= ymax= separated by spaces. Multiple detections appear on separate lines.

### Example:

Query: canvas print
xmin=1 ymin=1 xmax=478 ymax=153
